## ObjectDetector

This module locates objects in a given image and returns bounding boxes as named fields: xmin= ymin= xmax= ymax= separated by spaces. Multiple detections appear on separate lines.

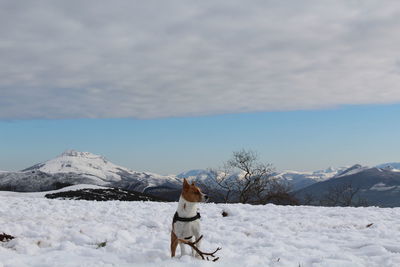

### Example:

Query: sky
xmin=1 ymin=104 xmax=400 ymax=174
xmin=1 ymin=1 xmax=400 ymax=174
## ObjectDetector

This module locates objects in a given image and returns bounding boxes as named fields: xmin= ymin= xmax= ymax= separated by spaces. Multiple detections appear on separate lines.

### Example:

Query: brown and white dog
xmin=170 ymin=178 xmax=208 ymax=258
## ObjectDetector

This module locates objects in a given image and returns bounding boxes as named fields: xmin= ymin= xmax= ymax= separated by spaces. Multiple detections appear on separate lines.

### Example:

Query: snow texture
xmin=1 ymin=192 xmax=400 ymax=266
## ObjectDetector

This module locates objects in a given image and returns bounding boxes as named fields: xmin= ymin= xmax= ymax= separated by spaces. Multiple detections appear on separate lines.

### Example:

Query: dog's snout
xmin=204 ymin=195 xmax=209 ymax=200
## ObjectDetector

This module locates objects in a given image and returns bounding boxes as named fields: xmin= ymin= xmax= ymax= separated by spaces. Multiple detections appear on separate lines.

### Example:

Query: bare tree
xmin=204 ymin=149 xmax=297 ymax=205
xmin=227 ymin=150 xmax=274 ymax=203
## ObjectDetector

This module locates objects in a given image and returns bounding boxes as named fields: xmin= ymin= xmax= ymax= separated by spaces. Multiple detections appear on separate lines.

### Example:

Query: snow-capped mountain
xmin=22 ymin=150 xmax=178 ymax=186
xmin=276 ymin=167 xmax=343 ymax=181
xmin=178 ymin=167 xmax=347 ymax=191
xmin=293 ymin=164 xmax=400 ymax=207
xmin=272 ymin=167 xmax=347 ymax=190
xmin=376 ymin=162 xmax=400 ymax=172
xmin=296 ymin=166 xmax=400 ymax=207
xmin=2 ymin=150 xmax=400 ymax=204
xmin=334 ymin=164 xmax=369 ymax=178
xmin=1 ymin=150 xmax=181 ymax=197
xmin=177 ymin=169 xmax=213 ymax=179
xmin=177 ymin=169 xmax=241 ymax=192
xmin=177 ymin=169 xmax=232 ymax=183
xmin=23 ymin=150 xmax=132 ymax=183
xmin=177 ymin=164 xmax=400 ymax=196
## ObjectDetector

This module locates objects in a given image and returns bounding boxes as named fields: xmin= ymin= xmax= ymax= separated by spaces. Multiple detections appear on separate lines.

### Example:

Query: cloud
xmin=1 ymin=0 xmax=400 ymax=119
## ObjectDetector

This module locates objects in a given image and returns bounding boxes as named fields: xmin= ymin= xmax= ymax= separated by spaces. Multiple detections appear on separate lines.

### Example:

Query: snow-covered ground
xmin=1 ymin=193 xmax=400 ymax=267
xmin=0 ymin=184 xmax=107 ymax=198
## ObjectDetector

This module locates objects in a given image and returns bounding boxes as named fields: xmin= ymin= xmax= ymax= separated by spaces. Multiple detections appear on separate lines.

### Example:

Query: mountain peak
xmin=60 ymin=150 xmax=106 ymax=160
xmin=335 ymin=164 xmax=367 ymax=178
xmin=376 ymin=162 xmax=400 ymax=171
xmin=19 ymin=150 xmax=181 ymax=187
xmin=22 ymin=150 xmax=119 ymax=181
xmin=61 ymin=149 xmax=82 ymax=157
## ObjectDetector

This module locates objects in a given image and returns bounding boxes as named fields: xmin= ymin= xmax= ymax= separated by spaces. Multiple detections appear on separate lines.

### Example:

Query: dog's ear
xmin=183 ymin=178 xmax=190 ymax=190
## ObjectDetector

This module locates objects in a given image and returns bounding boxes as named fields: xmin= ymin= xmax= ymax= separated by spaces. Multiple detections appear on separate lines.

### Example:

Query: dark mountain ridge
xmin=296 ymin=167 xmax=400 ymax=207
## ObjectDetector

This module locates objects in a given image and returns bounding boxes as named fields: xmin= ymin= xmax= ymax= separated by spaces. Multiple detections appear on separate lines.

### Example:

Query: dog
xmin=170 ymin=178 xmax=208 ymax=258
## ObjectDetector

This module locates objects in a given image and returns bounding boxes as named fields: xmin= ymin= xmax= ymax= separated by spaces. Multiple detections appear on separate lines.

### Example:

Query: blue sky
xmin=1 ymin=1 xmax=400 ymax=174
xmin=1 ymin=104 xmax=399 ymax=174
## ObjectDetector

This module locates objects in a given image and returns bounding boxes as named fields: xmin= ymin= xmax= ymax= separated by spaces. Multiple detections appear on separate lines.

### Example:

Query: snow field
xmin=1 ymin=196 xmax=400 ymax=267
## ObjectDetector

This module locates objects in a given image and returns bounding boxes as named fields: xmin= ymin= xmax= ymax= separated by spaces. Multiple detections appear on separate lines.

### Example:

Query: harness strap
xmin=173 ymin=211 xmax=201 ymax=224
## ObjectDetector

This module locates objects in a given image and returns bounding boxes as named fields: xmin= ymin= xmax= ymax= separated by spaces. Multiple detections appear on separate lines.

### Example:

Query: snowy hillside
xmin=276 ymin=167 xmax=343 ymax=181
xmin=0 ymin=184 xmax=106 ymax=198
xmin=23 ymin=150 xmax=130 ymax=182
xmin=0 ymin=193 xmax=399 ymax=266
xmin=272 ymin=167 xmax=346 ymax=190
xmin=296 ymin=167 xmax=400 ymax=207
xmin=334 ymin=164 xmax=369 ymax=178
xmin=23 ymin=150 xmax=179 ymax=186
xmin=0 ymin=150 xmax=181 ymax=195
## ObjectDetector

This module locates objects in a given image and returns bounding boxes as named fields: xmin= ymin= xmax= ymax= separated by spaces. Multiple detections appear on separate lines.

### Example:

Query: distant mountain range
xmin=176 ymin=166 xmax=363 ymax=191
xmin=1 ymin=150 xmax=399 ymax=206
xmin=296 ymin=166 xmax=400 ymax=207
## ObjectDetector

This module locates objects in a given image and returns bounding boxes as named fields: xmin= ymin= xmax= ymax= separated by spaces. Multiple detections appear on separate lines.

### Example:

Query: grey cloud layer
xmin=1 ymin=0 xmax=400 ymax=119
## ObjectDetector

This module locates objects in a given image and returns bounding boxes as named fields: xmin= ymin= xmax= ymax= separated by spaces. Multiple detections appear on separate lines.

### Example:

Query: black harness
xmin=173 ymin=211 xmax=201 ymax=240
xmin=173 ymin=211 xmax=201 ymax=224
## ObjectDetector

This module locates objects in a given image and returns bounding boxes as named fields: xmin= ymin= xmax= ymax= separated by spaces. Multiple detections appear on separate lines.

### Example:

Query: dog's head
xmin=181 ymin=178 xmax=208 ymax=203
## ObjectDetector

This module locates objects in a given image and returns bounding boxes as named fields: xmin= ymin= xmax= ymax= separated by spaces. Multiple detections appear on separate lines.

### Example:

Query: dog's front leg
xmin=193 ymin=230 xmax=202 ymax=258
xmin=179 ymin=242 xmax=187 ymax=257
